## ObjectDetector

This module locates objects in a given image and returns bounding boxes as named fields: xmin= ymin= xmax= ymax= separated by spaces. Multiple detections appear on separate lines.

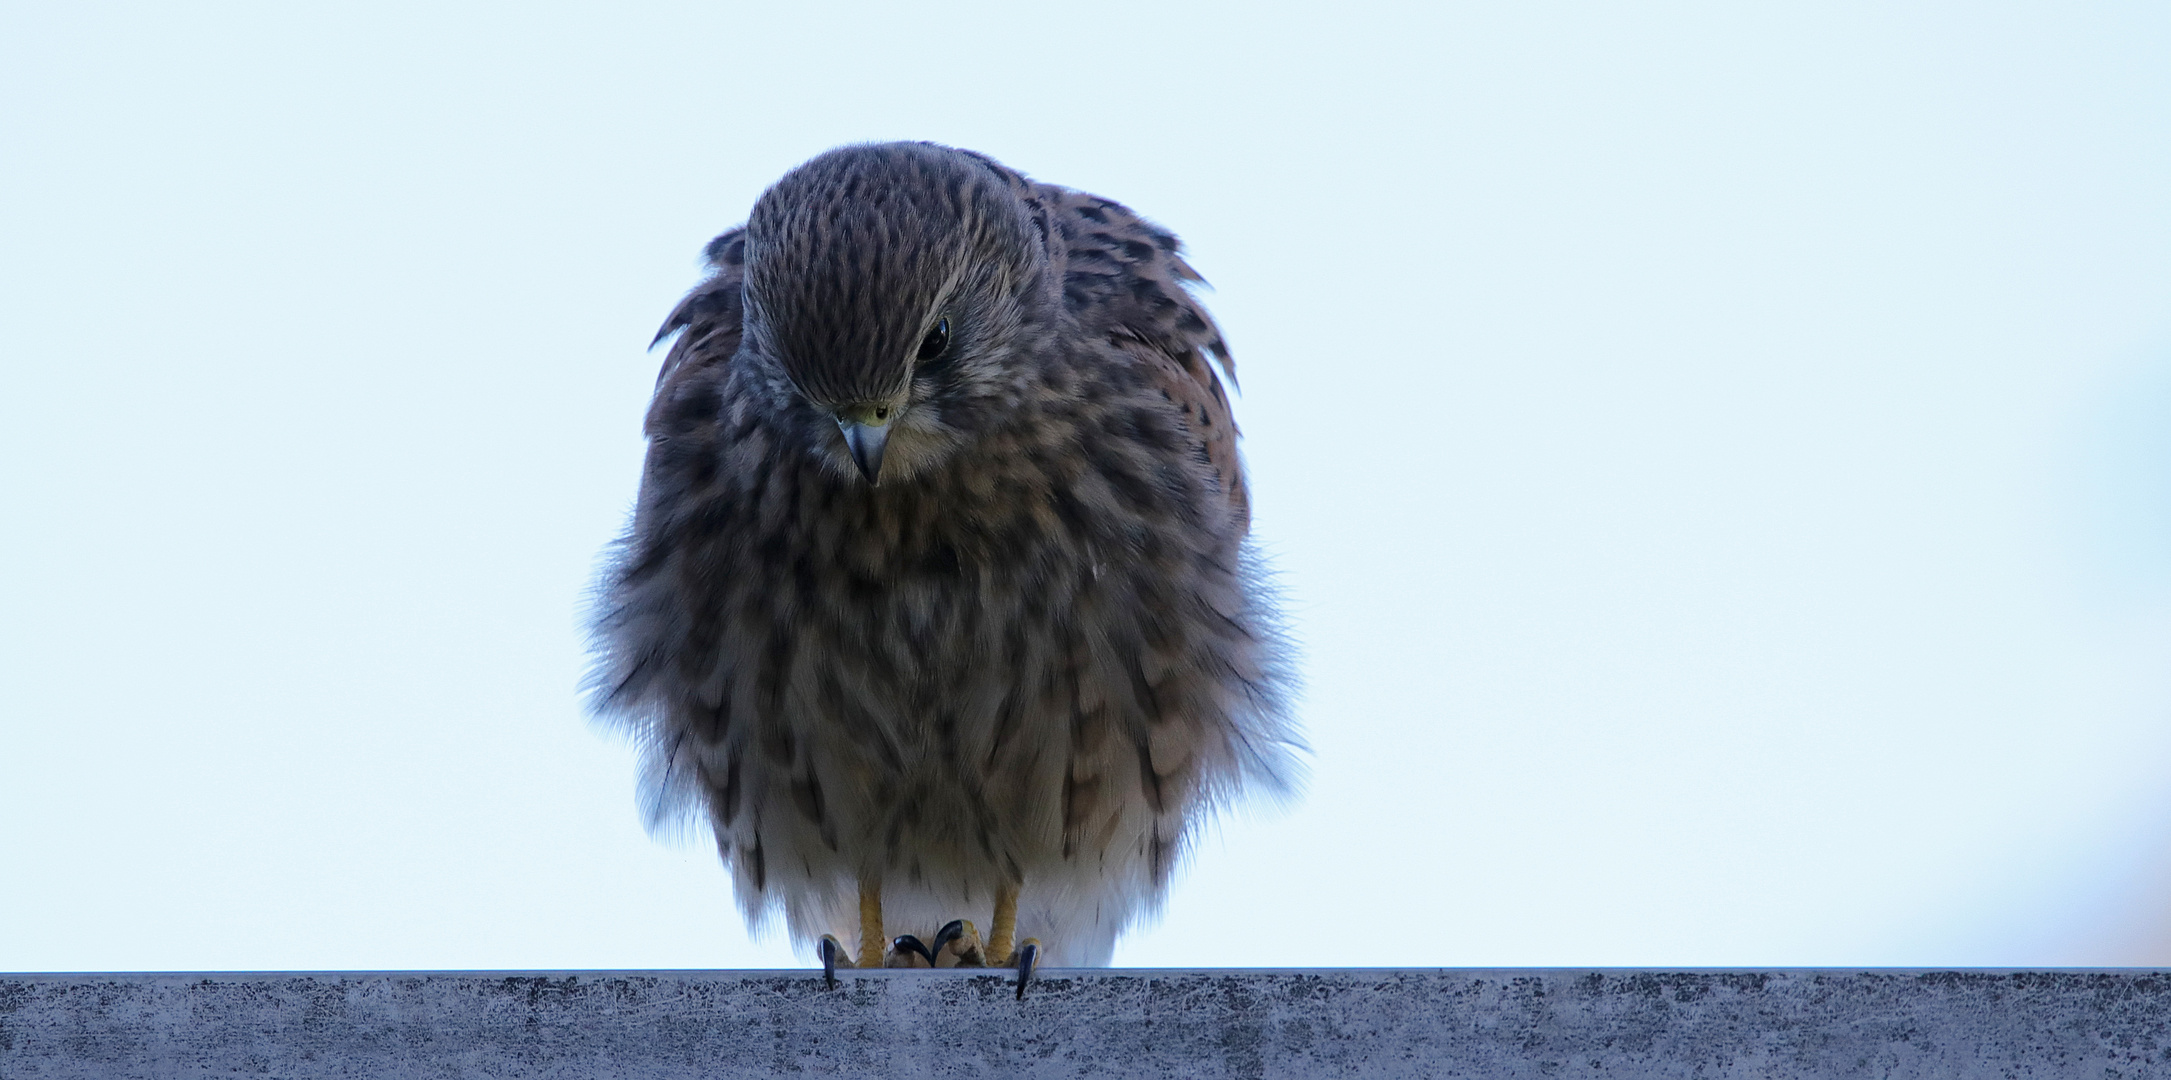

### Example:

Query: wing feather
xmin=1036 ymin=184 xmax=1248 ymax=528
xmin=644 ymin=227 xmax=749 ymax=435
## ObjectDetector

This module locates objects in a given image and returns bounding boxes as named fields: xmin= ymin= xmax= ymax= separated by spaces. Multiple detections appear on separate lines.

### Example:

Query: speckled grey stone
xmin=3 ymin=969 xmax=2167 ymax=1078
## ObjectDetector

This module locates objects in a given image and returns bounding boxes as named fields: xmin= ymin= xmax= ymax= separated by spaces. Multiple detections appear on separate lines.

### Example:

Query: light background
xmin=4 ymin=1 xmax=2169 ymax=971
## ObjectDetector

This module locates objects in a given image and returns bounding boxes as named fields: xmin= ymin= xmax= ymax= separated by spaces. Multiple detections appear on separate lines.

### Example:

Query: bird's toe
xmin=1013 ymin=938 xmax=1042 ymax=1000
xmin=933 ymin=919 xmax=984 ymax=967
xmin=887 ymin=935 xmax=936 ymax=968
xmin=818 ymin=934 xmax=852 ymax=989
xmin=890 ymin=920 xmax=985 ymax=967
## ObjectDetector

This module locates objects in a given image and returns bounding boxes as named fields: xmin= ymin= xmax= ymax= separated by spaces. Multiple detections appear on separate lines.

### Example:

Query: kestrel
xmin=587 ymin=143 xmax=1299 ymax=987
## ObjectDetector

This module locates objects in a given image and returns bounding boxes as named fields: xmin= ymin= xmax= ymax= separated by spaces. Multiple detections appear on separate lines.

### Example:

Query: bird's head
xmin=741 ymin=142 xmax=1050 ymax=485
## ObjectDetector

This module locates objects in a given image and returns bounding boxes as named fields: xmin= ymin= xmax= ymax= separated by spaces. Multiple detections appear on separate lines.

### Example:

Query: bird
xmin=585 ymin=142 xmax=1300 ymax=978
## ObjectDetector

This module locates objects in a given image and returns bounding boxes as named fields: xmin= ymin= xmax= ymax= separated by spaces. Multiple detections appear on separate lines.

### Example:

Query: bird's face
xmin=741 ymin=143 xmax=1049 ymax=485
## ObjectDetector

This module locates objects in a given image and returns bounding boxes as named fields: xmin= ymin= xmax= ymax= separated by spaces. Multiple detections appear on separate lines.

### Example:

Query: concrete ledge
xmin=4 ymin=968 xmax=2168 ymax=1078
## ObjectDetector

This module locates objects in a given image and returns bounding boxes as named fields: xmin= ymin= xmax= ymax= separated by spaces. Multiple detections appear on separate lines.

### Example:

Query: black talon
xmin=892 ymin=934 xmax=936 ymax=967
xmin=1014 ymin=940 xmax=1040 ymax=1000
xmin=928 ymin=920 xmax=965 ymax=963
xmin=818 ymin=935 xmax=841 ymax=991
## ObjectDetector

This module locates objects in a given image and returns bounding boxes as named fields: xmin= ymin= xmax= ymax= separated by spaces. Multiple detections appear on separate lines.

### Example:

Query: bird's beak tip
xmin=837 ymin=417 xmax=890 ymax=484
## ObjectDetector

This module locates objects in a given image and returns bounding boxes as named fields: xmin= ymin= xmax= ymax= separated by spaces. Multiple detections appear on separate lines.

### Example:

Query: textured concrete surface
xmin=4 ymin=968 xmax=2168 ymax=1078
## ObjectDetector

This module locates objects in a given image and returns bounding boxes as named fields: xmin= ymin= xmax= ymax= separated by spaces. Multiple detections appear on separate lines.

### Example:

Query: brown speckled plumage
xmin=587 ymin=143 xmax=1299 ymax=965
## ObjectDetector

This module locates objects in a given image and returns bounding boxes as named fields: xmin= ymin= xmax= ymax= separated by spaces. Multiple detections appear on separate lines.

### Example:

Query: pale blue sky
xmin=4 ymin=1 xmax=2169 ymax=971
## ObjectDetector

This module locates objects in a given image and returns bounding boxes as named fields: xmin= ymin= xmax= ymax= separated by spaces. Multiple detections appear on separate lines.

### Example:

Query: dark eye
xmin=916 ymin=318 xmax=949 ymax=362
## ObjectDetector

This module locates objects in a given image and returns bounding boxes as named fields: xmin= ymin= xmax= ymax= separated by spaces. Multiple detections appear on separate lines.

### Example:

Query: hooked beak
xmin=835 ymin=402 xmax=895 ymax=484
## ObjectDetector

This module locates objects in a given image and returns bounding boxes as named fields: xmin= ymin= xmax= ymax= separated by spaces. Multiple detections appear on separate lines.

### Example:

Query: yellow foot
xmin=987 ymin=883 xmax=1019 ymax=966
xmin=938 ymin=920 xmax=985 ymax=967
xmin=857 ymin=880 xmax=885 ymax=968
xmin=891 ymin=920 xmax=986 ymax=967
